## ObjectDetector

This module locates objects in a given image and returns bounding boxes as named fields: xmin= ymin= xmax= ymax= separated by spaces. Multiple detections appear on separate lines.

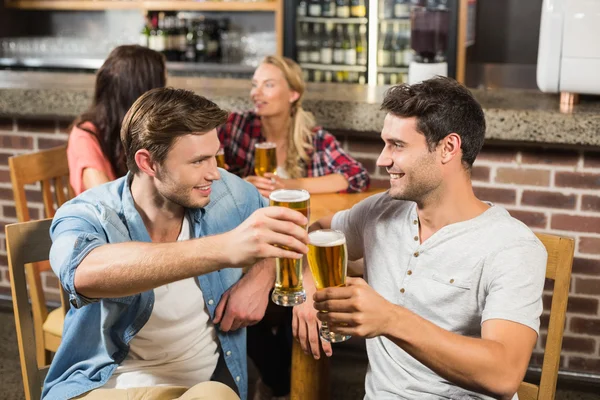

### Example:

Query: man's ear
xmin=440 ymin=133 xmax=462 ymax=165
xmin=134 ymin=149 xmax=158 ymax=177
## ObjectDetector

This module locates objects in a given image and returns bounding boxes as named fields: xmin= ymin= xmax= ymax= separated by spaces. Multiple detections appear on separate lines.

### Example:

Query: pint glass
xmin=254 ymin=142 xmax=277 ymax=177
xmin=216 ymin=148 xmax=226 ymax=169
xmin=307 ymin=229 xmax=351 ymax=343
xmin=269 ymin=189 xmax=310 ymax=306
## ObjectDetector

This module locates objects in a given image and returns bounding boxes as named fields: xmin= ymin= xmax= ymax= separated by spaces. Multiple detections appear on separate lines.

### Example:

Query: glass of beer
xmin=254 ymin=142 xmax=277 ymax=177
xmin=269 ymin=189 xmax=310 ymax=307
xmin=216 ymin=148 xmax=226 ymax=169
xmin=307 ymin=229 xmax=351 ymax=343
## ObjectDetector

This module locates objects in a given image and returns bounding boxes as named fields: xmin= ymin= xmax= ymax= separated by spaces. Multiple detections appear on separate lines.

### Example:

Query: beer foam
xmin=309 ymin=230 xmax=346 ymax=247
xmin=255 ymin=142 xmax=277 ymax=149
xmin=269 ymin=189 xmax=310 ymax=202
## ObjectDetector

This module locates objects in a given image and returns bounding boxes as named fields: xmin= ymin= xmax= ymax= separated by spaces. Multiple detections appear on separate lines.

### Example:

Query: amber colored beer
xmin=269 ymin=189 xmax=310 ymax=306
xmin=307 ymin=229 xmax=351 ymax=342
xmin=254 ymin=142 xmax=277 ymax=177
xmin=216 ymin=148 xmax=226 ymax=169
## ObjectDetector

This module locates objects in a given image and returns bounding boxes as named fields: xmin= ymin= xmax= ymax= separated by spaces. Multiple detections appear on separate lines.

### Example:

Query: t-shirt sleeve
xmin=331 ymin=194 xmax=379 ymax=261
xmin=481 ymin=240 xmax=547 ymax=334
xmin=67 ymin=127 xmax=112 ymax=195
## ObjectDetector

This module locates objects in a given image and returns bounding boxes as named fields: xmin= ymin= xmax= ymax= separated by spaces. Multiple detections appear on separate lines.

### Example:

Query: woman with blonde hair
xmin=218 ymin=55 xmax=369 ymax=196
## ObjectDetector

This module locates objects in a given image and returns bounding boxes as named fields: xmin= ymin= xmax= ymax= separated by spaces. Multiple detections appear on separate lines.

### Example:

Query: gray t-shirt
xmin=331 ymin=192 xmax=547 ymax=400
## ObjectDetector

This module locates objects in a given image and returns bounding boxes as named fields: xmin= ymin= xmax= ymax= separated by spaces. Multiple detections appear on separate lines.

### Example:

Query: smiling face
xmin=250 ymin=63 xmax=299 ymax=117
xmin=377 ymin=114 xmax=443 ymax=203
xmin=153 ymin=129 xmax=221 ymax=209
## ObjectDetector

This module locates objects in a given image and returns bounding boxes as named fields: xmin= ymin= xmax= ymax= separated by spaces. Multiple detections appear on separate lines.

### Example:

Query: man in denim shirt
xmin=44 ymin=88 xmax=309 ymax=400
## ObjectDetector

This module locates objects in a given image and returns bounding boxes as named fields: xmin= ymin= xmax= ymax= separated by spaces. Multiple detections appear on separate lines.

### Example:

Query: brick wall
xmin=1 ymin=117 xmax=599 ymax=375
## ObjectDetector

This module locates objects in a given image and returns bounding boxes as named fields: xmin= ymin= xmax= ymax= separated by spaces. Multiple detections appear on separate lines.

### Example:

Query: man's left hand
xmin=313 ymin=276 xmax=395 ymax=339
xmin=213 ymin=265 xmax=271 ymax=332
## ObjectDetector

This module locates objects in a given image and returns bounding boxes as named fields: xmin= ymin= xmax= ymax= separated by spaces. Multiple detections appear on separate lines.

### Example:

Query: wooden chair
xmin=518 ymin=233 xmax=574 ymax=400
xmin=8 ymin=145 xmax=73 ymax=368
xmin=290 ymin=232 xmax=574 ymax=400
xmin=7 ymin=219 xmax=56 ymax=400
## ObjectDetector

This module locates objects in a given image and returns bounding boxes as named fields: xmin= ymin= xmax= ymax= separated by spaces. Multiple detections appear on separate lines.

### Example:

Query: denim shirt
xmin=42 ymin=171 xmax=268 ymax=400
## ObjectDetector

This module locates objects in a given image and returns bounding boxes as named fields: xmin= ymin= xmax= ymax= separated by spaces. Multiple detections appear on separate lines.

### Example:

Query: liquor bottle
xmin=324 ymin=71 xmax=333 ymax=82
xmin=356 ymin=24 xmax=367 ymax=66
xmin=379 ymin=0 xmax=395 ymax=19
xmin=155 ymin=12 xmax=167 ymax=53
xmin=321 ymin=22 xmax=334 ymax=65
xmin=347 ymin=71 xmax=359 ymax=83
xmin=309 ymin=23 xmax=321 ymax=63
xmin=309 ymin=0 xmax=322 ymax=17
xmin=336 ymin=0 xmax=350 ymax=18
xmin=302 ymin=69 xmax=310 ymax=82
xmin=176 ymin=18 xmax=187 ymax=61
xmin=400 ymin=21 xmax=413 ymax=66
xmin=377 ymin=23 xmax=392 ymax=67
xmin=205 ymin=19 xmax=220 ymax=62
xmin=296 ymin=23 xmax=310 ymax=63
xmin=336 ymin=70 xmax=347 ymax=83
xmin=322 ymin=0 xmax=336 ymax=17
xmin=332 ymin=24 xmax=345 ymax=65
xmin=313 ymin=69 xmax=324 ymax=82
xmin=185 ymin=19 xmax=197 ymax=62
xmin=391 ymin=22 xmax=403 ymax=67
xmin=394 ymin=0 xmax=410 ymax=18
xmin=149 ymin=14 xmax=158 ymax=51
xmin=297 ymin=0 xmax=307 ymax=16
xmin=343 ymin=25 xmax=357 ymax=66
xmin=358 ymin=71 xmax=366 ymax=84
xmin=195 ymin=18 xmax=207 ymax=63
xmin=350 ymin=0 xmax=366 ymax=18
xmin=377 ymin=73 xmax=386 ymax=85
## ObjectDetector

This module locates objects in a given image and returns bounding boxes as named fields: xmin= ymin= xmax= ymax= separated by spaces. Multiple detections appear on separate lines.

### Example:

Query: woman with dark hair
xmin=67 ymin=45 xmax=166 ymax=194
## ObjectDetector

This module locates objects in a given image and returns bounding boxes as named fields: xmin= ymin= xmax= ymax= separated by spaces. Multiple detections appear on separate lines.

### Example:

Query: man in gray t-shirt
xmin=294 ymin=77 xmax=547 ymax=400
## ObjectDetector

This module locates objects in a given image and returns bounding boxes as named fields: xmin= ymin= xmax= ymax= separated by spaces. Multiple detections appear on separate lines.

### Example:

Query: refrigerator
xmin=283 ymin=0 xmax=471 ymax=85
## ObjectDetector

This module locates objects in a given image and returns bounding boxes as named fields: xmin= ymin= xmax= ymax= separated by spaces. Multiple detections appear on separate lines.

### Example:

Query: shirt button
xmin=208 ymin=299 xmax=214 ymax=305
xmin=226 ymin=351 xmax=232 ymax=356
xmin=413 ymin=220 xmax=418 ymax=225
xmin=407 ymin=270 xmax=412 ymax=275
xmin=450 ymin=279 xmax=455 ymax=284
xmin=400 ymin=288 xmax=405 ymax=294
xmin=414 ymin=252 xmax=419 ymax=257
xmin=236 ymin=376 xmax=241 ymax=382
xmin=413 ymin=236 xmax=419 ymax=241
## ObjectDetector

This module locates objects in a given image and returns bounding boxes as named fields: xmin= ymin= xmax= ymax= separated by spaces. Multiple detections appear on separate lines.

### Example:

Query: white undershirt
xmin=104 ymin=215 xmax=220 ymax=389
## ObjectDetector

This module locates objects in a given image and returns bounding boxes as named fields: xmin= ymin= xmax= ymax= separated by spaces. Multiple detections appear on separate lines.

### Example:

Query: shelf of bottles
xmin=295 ymin=0 xmax=368 ymax=84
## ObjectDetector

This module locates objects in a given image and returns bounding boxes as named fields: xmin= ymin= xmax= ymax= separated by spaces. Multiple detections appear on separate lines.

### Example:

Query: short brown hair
xmin=381 ymin=76 xmax=486 ymax=168
xmin=120 ymin=87 xmax=229 ymax=174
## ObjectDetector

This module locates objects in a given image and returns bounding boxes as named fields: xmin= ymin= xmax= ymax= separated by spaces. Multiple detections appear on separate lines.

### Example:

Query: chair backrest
xmin=518 ymin=233 xmax=575 ymax=400
xmin=8 ymin=145 xmax=72 ymax=366
xmin=6 ymin=219 xmax=54 ymax=400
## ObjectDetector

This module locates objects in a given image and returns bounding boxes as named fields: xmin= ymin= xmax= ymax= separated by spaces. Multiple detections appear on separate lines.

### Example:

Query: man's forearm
xmin=74 ymin=235 xmax=230 ymax=299
xmin=246 ymin=257 xmax=276 ymax=289
xmin=385 ymin=307 xmax=524 ymax=399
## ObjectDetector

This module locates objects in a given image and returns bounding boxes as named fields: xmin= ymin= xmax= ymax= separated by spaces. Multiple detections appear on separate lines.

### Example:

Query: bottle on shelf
xmin=400 ymin=20 xmax=413 ymax=66
xmin=391 ymin=22 xmax=403 ymax=67
xmin=356 ymin=24 xmax=367 ymax=66
xmin=195 ymin=17 xmax=207 ymax=63
xmin=322 ymin=0 xmax=336 ymax=17
xmin=176 ymin=18 xmax=187 ymax=61
xmin=184 ymin=19 xmax=197 ymax=62
xmin=139 ymin=14 xmax=151 ymax=48
xmin=324 ymin=70 xmax=334 ymax=82
xmin=336 ymin=0 xmax=350 ymax=18
xmin=308 ymin=0 xmax=322 ymax=17
xmin=332 ymin=24 xmax=345 ymax=65
xmin=149 ymin=13 xmax=158 ymax=51
xmin=377 ymin=23 xmax=392 ymax=67
xmin=358 ymin=71 xmax=366 ymax=84
xmin=297 ymin=0 xmax=307 ymax=17
xmin=379 ymin=0 xmax=395 ymax=19
xmin=343 ymin=24 xmax=357 ymax=66
xmin=309 ymin=23 xmax=322 ymax=63
xmin=394 ymin=0 xmax=411 ymax=18
xmin=296 ymin=22 xmax=310 ymax=63
xmin=321 ymin=22 xmax=334 ymax=65
xmin=155 ymin=12 xmax=167 ymax=54
xmin=350 ymin=0 xmax=366 ymax=17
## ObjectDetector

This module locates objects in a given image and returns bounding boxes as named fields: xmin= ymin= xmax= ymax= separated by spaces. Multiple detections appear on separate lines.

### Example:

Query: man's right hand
xmin=223 ymin=206 xmax=309 ymax=268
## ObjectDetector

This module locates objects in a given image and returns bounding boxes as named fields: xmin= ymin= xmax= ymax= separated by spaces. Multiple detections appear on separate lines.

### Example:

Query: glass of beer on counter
xmin=216 ymin=147 xmax=226 ymax=169
xmin=269 ymin=189 xmax=310 ymax=306
xmin=307 ymin=229 xmax=351 ymax=343
xmin=254 ymin=142 xmax=277 ymax=177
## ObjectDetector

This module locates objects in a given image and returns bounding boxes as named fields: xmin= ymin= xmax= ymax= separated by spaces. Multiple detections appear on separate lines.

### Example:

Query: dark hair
xmin=380 ymin=76 xmax=486 ymax=168
xmin=74 ymin=45 xmax=166 ymax=177
xmin=121 ymin=87 xmax=229 ymax=174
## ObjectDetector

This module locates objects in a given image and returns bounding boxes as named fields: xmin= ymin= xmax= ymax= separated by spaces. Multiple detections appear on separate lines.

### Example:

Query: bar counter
xmin=0 ymin=70 xmax=599 ymax=148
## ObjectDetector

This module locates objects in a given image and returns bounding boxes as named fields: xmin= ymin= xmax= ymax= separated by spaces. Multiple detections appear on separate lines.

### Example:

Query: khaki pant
xmin=73 ymin=381 xmax=240 ymax=400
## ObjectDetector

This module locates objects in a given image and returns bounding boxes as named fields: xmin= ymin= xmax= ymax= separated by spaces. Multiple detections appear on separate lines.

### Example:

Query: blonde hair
xmin=261 ymin=55 xmax=315 ymax=179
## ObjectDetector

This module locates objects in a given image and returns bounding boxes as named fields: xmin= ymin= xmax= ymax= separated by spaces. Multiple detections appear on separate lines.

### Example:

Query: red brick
xmin=575 ymin=278 xmax=600 ymax=295
xmin=568 ymin=357 xmax=600 ymax=372
xmin=0 ymin=266 xmax=8 ymax=283
xmin=356 ymin=158 xmax=377 ymax=175
xmin=555 ymin=172 xmax=600 ymax=189
xmin=0 ymin=151 xmax=16 ymax=166
xmin=521 ymin=190 xmax=576 ymax=209
xmin=370 ymin=179 xmax=390 ymax=189
xmin=0 ymin=284 xmax=11 ymax=297
xmin=473 ymin=186 xmax=516 ymax=204
xmin=544 ymin=278 xmax=554 ymax=292
xmin=579 ymin=237 xmax=600 ymax=255
xmin=572 ymin=258 xmax=600 ymax=275
xmin=584 ymin=152 xmax=600 ymax=169
xmin=0 ymin=169 xmax=10 ymax=183
xmin=496 ymin=168 xmax=550 ymax=186
xmin=38 ymin=137 xmax=67 ymax=150
xmin=582 ymin=195 xmax=600 ymax=212
xmin=551 ymin=214 xmax=600 ymax=234
xmin=557 ymin=336 xmax=596 ymax=354
xmin=2 ymin=205 xmax=41 ymax=220
xmin=476 ymin=146 xmax=517 ymax=163
xmin=544 ymin=294 xmax=598 ymax=315
xmin=471 ymin=166 xmax=490 ymax=182
xmin=540 ymin=314 xmax=550 ymax=331
xmin=529 ymin=352 xmax=566 ymax=368
xmin=347 ymin=137 xmax=384 ymax=154
xmin=506 ymin=209 xmax=547 ymax=229
xmin=16 ymin=118 xmax=56 ymax=133
xmin=521 ymin=149 xmax=580 ymax=166
xmin=0 ymin=133 xmax=34 ymax=150
xmin=570 ymin=317 xmax=600 ymax=335
xmin=0 ymin=118 xmax=14 ymax=131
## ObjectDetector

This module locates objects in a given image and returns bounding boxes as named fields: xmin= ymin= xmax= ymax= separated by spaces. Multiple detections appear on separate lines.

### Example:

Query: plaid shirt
xmin=218 ymin=111 xmax=370 ymax=193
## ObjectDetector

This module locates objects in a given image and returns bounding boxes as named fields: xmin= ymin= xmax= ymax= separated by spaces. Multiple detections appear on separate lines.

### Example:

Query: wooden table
xmin=290 ymin=189 xmax=385 ymax=400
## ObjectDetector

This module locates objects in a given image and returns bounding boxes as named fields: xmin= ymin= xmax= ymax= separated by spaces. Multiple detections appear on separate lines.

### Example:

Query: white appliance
xmin=537 ymin=0 xmax=600 ymax=94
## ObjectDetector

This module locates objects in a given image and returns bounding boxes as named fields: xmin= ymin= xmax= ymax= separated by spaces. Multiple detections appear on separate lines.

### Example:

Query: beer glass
xmin=216 ymin=148 xmax=226 ymax=169
xmin=269 ymin=189 xmax=310 ymax=306
xmin=254 ymin=142 xmax=277 ymax=177
xmin=307 ymin=229 xmax=351 ymax=343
